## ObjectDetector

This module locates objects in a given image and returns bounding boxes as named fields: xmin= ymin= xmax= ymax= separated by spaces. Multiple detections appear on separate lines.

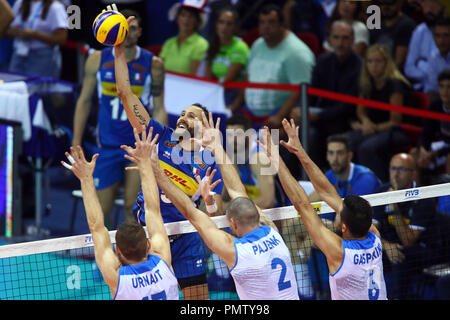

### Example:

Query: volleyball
xmin=92 ymin=10 xmax=128 ymax=46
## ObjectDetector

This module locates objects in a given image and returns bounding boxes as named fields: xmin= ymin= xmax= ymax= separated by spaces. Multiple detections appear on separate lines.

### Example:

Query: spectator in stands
xmin=160 ymin=0 xmax=209 ymax=75
xmin=309 ymin=134 xmax=382 ymax=204
xmin=228 ymin=3 xmax=315 ymax=130
xmin=322 ymin=0 xmax=369 ymax=57
xmin=369 ymin=0 xmax=416 ymax=71
xmin=373 ymin=153 xmax=439 ymax=299
xmin=282 ymin=0 xmax=328 ymax=44
xmin=404 ymin=0 xmax=446 ymax=91
xmin=410 ymin=69 xmax=450 ymax=179
xmin=347 ymin=44 xmax=412 ymax=182
xmin=205 ymin=7 xmax=249 ymax=105
xmin=423 ymin=17 xmax=450 ymax=101
xmin=307 ymin=20 xmax=362 ymax=169
xmin=5 ymin=0 xmax=68 ymax=79
xmin=223 ymin=114 xmax=275 ymax=210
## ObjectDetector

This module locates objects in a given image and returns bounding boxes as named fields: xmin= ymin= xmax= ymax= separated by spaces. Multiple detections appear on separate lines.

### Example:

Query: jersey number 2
xmin=271 ymin=258 xmax=291 ymax=291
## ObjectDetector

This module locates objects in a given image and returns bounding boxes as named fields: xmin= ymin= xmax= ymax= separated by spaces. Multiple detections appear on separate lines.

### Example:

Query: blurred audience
xmin=410 ymin=69 xmax=450 ymax=181
xmin=307 ymin=20 xmax=361 ymax=169
xmin=229 ymin=3 xmax=315 ymax=130
xmin=347 ymin=44 xmax=412 ymax=182
xmin=369 ymin=0 xmax=416 ymax=71
xmin=160 ymin=0 xmax=209 ymax=75
xmin=373 ymin=153 xmax=440 ymax=299
xmin=322 ymin=0 xmax=369 ymax=57
xmin=404 ymin=0 xmax=446 ymax=91
xmin=5 ymin=0 xmax=68 ymax=79
xmin=422 ymin=16 xmax=450 ymax=101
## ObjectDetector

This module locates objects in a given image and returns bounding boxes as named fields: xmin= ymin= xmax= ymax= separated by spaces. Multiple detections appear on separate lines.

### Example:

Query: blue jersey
xmin=134 ymin=119 xmax=224 ymax=224
xmin=96 ymin=46 xmax=153 ymax=147
xmin=325 ymin=163 xmax=381 ymax=198
xmin=114 ymin=254 xmax=179 ymax=300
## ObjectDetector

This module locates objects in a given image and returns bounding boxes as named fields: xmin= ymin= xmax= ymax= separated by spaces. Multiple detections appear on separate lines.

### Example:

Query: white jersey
xmin=114 ymin=254 xmax=179 ymax=300
xmin=329 ymin=232 xmax=387 ymax=300
xmin=230 ymin=225 xmax=299 ymax=300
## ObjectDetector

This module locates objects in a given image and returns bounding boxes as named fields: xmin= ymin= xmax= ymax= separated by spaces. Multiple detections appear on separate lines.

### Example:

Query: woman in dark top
xmin=347 ymin=44 xmax=412 ymax=182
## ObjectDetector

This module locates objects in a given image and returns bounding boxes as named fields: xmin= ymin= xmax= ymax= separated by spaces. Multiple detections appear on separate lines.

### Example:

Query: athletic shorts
xmin=92 ymin=146 xmax=133 ymax=190
xmin=169 ymin=232 xmax=207 ymax=280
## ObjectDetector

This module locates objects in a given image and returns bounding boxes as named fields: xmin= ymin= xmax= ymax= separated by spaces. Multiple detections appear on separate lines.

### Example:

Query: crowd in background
xmin=1 ymin=0 xmax=450 ymax=300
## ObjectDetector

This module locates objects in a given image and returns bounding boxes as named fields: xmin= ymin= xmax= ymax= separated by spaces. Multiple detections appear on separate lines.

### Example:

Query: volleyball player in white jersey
xmin=62 ymin=127 xmax=178 ymax=300
xmin=260 ymin=119 xmax=387 ymax=300
xmin=150 ymin=112 xmax=299 ymax=300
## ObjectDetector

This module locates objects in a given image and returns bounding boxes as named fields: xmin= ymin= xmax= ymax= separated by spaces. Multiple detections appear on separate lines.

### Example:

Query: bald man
xmin=372 ymin=153 xmax=439 ymax=299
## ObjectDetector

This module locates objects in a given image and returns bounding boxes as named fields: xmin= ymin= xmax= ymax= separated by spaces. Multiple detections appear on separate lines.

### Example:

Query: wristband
xmin=206 ymin=202 xmax=218 ymax=214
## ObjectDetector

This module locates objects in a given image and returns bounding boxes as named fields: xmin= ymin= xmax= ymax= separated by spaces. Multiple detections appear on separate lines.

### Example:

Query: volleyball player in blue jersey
xmin=261 ymin=119 xmax=387 ymax=300
xmin=72 ymin=9 xmax=167 ymax=229
xmin=61 ymin=127 xmax=178 ymax=300
xmin=114 ymin=16 xmax=223 ymax=299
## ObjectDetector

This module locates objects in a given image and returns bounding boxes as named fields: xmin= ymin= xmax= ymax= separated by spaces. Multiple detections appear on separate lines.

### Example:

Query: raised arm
xmin=259 ymin=128 xmax=343 ymax=272
xmin=61 ymin=146 xmax=120 ymax=292
xmin=280 ymin=119 xmax=343 ymax=214
xmin=150 ymin=146 xmax=236 ymax=268
xmin=114 ymin=16 xmax=150 ymax=133
xmin=193 ymin=112 xmax=277 ymax=229
xmin=121 ymin=126 xmax=171 ymax=265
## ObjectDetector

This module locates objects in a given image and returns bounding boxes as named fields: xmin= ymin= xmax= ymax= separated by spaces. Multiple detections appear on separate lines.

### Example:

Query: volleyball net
xmin=1 ymin=182 xmax=449 ymax=300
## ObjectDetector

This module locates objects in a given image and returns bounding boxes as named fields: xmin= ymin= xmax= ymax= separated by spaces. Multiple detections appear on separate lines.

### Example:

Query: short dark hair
xmin=226 ymin=114 xmax=252 ymax=131
xmin=191 ymin=103 xmax=209 ymax=119
xmin=434 ymin=16 xmax=450 ymax=29
xmin=115 ymin=220 xmax=148 ymax=261
xmin=438 ymin=69 xmax=450 ymax=83
xmin=259 ymin=3 xmax=283 ymax=24
xmin=121 ymin=9 xmax=142 ymax=27
xmin=326 ymin=134 xmax=351 ymax=152
xmin=340 ymin=195 xmax=373 ymax=238
xmin=176 ymin=5 xmax=202 ymax=31
xmin=226 ymin=197 xmax=260 ymax=227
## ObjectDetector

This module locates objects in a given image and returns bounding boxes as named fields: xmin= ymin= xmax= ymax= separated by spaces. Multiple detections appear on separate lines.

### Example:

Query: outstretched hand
xmin=257 ymin=126 xmax=279 ymax=169
xmin=280 ymin=118 xmax=302 ymax=154
xmin=195 ymin=167 xmax=222 ymax=205
xmin=121 ymin=126 xmax=159 ymax=169
xmin=106 ymin=3 xmax=135 ymax=51
xmin=191 ymin=112 xmax=223 ymax=155
xmin=61 ymin=146 xmax=99 ymax=181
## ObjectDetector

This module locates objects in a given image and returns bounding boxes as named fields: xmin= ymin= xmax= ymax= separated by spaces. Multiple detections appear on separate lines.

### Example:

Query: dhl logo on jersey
xmin=159 ymin=160 xmax=199 ymax=196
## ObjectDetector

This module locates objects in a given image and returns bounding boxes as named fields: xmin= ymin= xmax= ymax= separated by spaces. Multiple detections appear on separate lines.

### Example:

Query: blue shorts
xmin=93 ymin=146 xmax=133 ymax=190
xmin=169 ymin=232 xmax=207 ymax=279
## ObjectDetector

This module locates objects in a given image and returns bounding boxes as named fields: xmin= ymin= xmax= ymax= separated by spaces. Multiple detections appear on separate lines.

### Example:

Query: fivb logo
xmin=349 ymin=0 xmax=381 ymax=30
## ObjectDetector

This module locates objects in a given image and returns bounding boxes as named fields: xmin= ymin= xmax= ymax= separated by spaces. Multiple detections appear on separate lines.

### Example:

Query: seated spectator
xmin=223 ymin=114 xmax=275 ymax=210
xmin=204 ymin=6 xmax=249 ymax=105
xmin=160 ymin=0 xmax=209 ymax=75
xmin=347 ymin=44 xmax=412 ymax=182
xmin=322 ymin=0 xmax=369 ymax=57
xmin=309 ymin=134 xmax=382 ymax=205
xmin=369 ymin=0 xmax=416 ymax=71
xmin=282 ymin=0 xmax=328 ymax=44
xmin=228 ymin=3 xmax=315 ymax=130
xmin=373 ymin=153 xmax=440 ymax=299
xmin=410 ymin=69 xmax=450 ymax=179
xmin=404 ymin=0 xmax=446 ymax=90
xmin=423 ymin=17 xmax=450 ymax=101
xmin=5 ymin=0 xmax=68 ymax=79
xmin=307 ymin=20 xmax=362 ymax=169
